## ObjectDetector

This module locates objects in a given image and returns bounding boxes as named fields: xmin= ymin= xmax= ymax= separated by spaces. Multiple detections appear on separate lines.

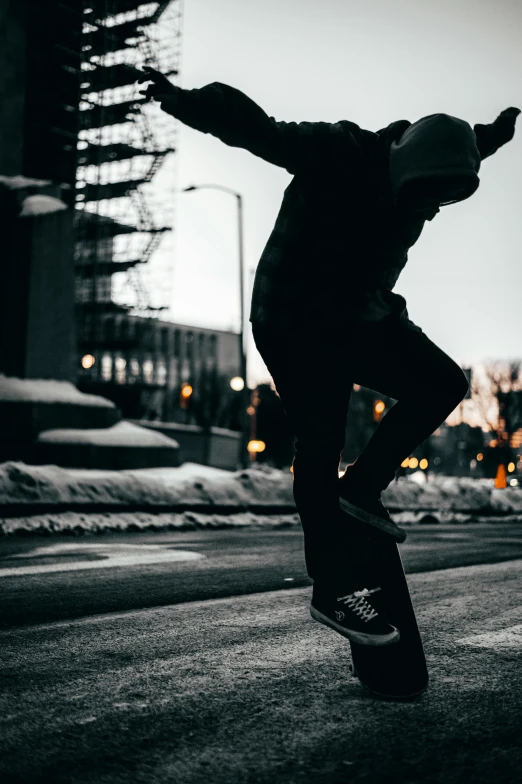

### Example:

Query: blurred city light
xmin=81 ymin=354 xmax=95 ymax=369
xmin=477 ymin=453 xmax=484 ymax=461
xmin=510 ymin=478 xmax=518 ymax=487
xmin=401 ymin=458 xmax=409 ymax=468
xmin=230 ymin=376 xmax=245 ymax=391
xmin=248 ymin=440 xmax=266 ymax=453
xmin=508 ymin=462 xmax=515 ymax=473
xmin=247 ymin=406 xmax=256 ymax=416
xmin=181 ymin=384 xmax=193 ymax=398
xmin=373 ymin=399 xmax=385 ymax=422
xmin=408 ymin=457 xmax=419 ymax=469
xmin=419 ymin=458 xmax=429 ymax=470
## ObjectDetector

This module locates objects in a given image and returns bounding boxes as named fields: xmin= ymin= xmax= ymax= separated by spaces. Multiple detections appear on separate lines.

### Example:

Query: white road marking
xmin=456 ymin=624 xmax=522 ymax=650
xmin=0 ymin=543 xmax=205 ymax=577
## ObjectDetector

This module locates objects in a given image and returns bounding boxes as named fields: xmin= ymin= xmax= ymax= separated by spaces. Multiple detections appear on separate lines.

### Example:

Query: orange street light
xmin=373 ymin=400 xmax=386 ymax=422
xmin=248 ymin=440 xmax=266 ymax=453
xmin=180 ymin=383 xmax=193 ymax=410
xmin=81 ymin=354 xmax=95 ymax=369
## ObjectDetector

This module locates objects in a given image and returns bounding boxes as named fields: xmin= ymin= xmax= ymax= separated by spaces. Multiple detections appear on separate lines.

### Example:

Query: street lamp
xmin=182 ymin=183 xmax=249 ymax=468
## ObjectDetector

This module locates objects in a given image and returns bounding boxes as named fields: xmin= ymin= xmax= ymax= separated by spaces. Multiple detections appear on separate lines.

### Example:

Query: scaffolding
xmin=75 ymin=0 xmax=183 ymax=348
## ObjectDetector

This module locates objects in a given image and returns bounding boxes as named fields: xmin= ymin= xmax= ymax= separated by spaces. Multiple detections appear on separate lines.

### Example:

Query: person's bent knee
xmin=427 ymin=362 xmax=469 ymax=407
xmin=451 ymin=367 xmax=470 ymax=405
xmin=409 ymin=364 xmax=468 ymax=416
xmin=294 ymin=437 xmax=344 ymax=461
xmin=292 ymin=438 xmax=344 ymax=476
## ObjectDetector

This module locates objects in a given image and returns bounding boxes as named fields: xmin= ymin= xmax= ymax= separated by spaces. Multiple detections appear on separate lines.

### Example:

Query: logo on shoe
xmin=335 ymin=610 xmax=345 ymax=621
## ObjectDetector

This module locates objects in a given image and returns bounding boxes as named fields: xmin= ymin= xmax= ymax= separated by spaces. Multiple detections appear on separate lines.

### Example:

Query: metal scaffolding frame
xmin=75 ymin=0 xmax=182 ymax=340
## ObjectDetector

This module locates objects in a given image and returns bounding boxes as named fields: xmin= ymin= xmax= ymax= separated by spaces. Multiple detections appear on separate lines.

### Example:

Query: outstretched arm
xmin=136 ymin=67 xmax=369 ymax=175
xmin=474 ymin=107 xmax=520 ymax=161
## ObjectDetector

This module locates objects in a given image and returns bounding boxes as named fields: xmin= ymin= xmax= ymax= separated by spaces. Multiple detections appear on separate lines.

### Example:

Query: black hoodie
xmin=155 ymin=81 xmax=519 ymax=331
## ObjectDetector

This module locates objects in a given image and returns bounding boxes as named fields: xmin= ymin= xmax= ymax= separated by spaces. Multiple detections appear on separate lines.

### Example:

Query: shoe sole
xmin=339 ymin=497 xmax=407 ymax=543
xmin=310 ymin=604 xmax=400 ymax=647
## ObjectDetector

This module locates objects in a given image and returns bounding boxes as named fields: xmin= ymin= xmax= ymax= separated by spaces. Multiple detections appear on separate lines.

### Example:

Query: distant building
xmin=424 ymin=422 xmax=487 ymax=478
xmin=76 ymin=314 xmax=241 ymax=424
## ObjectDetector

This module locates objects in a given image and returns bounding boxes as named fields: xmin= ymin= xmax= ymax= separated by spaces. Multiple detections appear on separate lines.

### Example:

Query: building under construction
xmin=0 ymin=0 xmax=241 ymax=428
xmin=75 ymin=0 xmax=240 ymax=424
xmin=75 ymin=0 xmax=180 ymax=373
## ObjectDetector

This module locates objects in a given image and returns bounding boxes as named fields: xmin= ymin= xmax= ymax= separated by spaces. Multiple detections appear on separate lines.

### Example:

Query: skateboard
xmin=341 ymin=513 xmax=428 ymax=700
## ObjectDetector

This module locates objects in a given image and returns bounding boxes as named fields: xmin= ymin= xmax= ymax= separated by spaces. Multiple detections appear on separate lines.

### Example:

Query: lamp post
xmin=182 ymin=184 xmax=249 ymax=468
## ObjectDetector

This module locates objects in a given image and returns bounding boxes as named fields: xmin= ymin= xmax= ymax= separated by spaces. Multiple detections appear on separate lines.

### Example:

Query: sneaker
xmin=338 ymin=466 xmax=407 ymax=543
xmin=310 ymin=582 xmax=400 ymax=646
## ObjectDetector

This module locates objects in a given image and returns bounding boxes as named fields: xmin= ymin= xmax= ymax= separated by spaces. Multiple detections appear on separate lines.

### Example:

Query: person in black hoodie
xmin=138 ymin=67 xmax=519 ymax=646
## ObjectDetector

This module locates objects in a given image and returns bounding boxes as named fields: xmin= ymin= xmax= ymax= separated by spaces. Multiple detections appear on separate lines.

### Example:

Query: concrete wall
xmin=128 ymin=420 xmax=241 ymax=471
xmin=0 ymin=0 xmax=27 ymax=176
xmin=0 ymin=201 xmax=77 ymax=382
xmin=23 ymin=207 xmax=77 ymax=381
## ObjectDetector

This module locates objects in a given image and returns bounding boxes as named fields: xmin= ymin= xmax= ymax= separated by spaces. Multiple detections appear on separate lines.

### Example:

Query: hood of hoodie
xmin=387 ymin=113 xmax=482 ymax=211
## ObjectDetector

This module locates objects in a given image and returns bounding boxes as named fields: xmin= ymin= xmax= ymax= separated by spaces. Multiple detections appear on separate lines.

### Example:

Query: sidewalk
xmin=1 ymin=559 xmax=521 ymax=783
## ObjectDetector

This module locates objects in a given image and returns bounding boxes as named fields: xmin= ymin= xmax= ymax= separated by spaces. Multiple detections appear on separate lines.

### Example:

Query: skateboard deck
xmin=344 ymin=515 xmax=428 ymax=699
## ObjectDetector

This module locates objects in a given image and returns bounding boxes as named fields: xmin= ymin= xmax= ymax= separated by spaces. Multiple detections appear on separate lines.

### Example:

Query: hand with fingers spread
xmin=136 ymin=66 xmax=179 ymax=112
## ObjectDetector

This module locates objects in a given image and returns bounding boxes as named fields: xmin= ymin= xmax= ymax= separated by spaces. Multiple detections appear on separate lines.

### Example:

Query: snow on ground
xmin=0 ymin=375 xmax=115 ymax=407
xmin=37 ymin=421 xmax=178 ymax=447
xmin=64 ymin=463 xmax=230 ymax=481
xmin=0 ymin=511 xmax=302 ymax=537
xmin=0 ymin=461 xmax=294 ymax=509
xmin=0 ymin=175 xmax=52 ymax=190
xmin=0 ymin=460 xmax=521 ymax=535
xmin=19 ymin=194 xmax=67 ymax=216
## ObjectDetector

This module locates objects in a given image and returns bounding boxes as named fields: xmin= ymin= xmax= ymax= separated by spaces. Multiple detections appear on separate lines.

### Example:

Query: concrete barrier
xmin=127 ymin=420 xmax=240 ymax=470
xmin=33 ymin=421 xmax=181 ymax=470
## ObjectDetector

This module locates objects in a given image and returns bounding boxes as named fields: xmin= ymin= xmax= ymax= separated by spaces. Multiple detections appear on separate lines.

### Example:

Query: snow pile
xmin=0 ymin=175 xmax=52 ymax=190
xmin=0 ymin=375 xmax=115 ymax=407
xmin=0 ymin=463 xmax=62 ymax=505
xmin=0 ymin=461 xmax=294 ymax=509
xmin=0 ymin=461 xmax=521 ymax=535
xmin=19 ymin=194 xmax=67 ymax=217
xmin=37 ymin=421 xmax=178 ymax=447
xmin=383 ymin=476 xmax=492 ymax=513
xmin=0 ymin=511 xmax=301 ymax=536
xmin=490 ymin=487 xmax=522 ymax=515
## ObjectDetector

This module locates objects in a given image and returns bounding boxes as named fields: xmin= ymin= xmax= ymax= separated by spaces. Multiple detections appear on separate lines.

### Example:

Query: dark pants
xmin=252 ymin=316 xmax=469 ymax=583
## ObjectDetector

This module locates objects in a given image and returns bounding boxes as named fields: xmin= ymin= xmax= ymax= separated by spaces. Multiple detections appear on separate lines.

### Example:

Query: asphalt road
xmin=1 ymin=523 xmax=522 ymax=629
xmin=1 ymin=523 xmax=522 ymax=783
xmin=1 ymin=559 xmax=522 ymax=783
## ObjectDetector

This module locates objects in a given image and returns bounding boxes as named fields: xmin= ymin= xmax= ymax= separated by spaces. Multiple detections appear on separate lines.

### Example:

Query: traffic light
xmin=373 ymin=399 xmax=386 ymax=422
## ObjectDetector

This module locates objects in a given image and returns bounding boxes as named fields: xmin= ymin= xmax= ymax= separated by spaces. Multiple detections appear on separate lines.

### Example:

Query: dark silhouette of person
xmin=138 ymin=66 xmax=519 ymax=645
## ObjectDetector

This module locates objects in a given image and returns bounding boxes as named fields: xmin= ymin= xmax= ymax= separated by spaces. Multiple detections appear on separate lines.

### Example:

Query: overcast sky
xmin=164 ymin=0 xmax=521 ymax=386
